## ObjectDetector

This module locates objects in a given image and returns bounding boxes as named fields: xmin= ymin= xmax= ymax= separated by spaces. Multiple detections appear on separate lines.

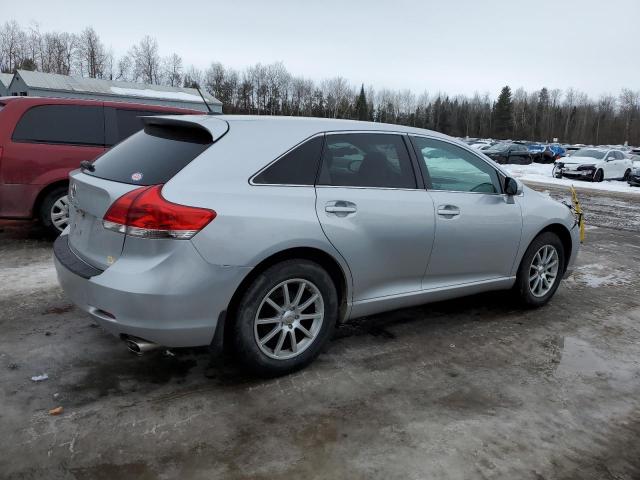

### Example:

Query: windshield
xmin=574 ymin=149 xmax=606 ymax=160
xmin=485 ymin=142 xmax=510 ymax=153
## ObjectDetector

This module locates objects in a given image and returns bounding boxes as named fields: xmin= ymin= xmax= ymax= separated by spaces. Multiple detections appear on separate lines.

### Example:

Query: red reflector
xmin=103 ymin=185 xmax=216 ymax=239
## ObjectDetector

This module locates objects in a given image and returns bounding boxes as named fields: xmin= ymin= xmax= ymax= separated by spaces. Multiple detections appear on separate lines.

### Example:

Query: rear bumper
xmin=53 ymin=233 xmax=251 ymax=347
xmin=628 ymin=175 xmax=640 ymax=187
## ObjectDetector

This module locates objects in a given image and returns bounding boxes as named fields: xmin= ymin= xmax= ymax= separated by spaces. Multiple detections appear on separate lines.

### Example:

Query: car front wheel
xmin=593 ymin=169 xmax=604 ymax=182
xmin=515 ymin=232 xmax=565 ymax=308
xmin=232 ymin=259 xmax=338 ymax=376
xmin=39 ymin=186 xmax=70 ymax=236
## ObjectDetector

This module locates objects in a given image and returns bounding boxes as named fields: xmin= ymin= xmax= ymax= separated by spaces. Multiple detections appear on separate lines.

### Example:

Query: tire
xmin=623 ymin=169 xmax=631 ymax=181
xmin=593 ymin=169 xmax=604 ymax=182
xmin=39 ymin=185 xmax=70 ymax=236
xmin=231 ymin=259 xmax=338 ymax=377
xmin=514 ymin=232 xmax=565 ymax=308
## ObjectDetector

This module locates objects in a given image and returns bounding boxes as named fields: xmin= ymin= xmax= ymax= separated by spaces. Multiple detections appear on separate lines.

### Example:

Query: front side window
xmin=253 ymin=136 xmax=324 ymax=185
xmin=12 ymin=105 xmax=104 ymax=146
xmin=318 ymin=133 xmax=416 ymax=189
xmin=412 ymin=136 xmax=501 ymax=194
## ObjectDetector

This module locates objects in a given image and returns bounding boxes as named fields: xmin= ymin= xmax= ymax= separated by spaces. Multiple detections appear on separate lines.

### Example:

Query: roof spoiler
xmin=141 ymin=116 xmax=229 ymax=144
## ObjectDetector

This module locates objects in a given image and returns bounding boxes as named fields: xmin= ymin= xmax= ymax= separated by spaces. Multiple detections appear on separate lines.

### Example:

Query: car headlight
xmin=577 ymin=164 xmax=596 ymax=171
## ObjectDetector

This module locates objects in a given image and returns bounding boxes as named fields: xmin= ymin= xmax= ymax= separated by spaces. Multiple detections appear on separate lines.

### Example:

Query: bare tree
xmin=78 ymin=27 xmax=107 ymax=78
xmin=0 ymin=20 xmax=27 ymax=72
xmin=163 ymin=53 xmax=183 ymax=87
xmin=129 ymin=35 xmax=161 ymax=84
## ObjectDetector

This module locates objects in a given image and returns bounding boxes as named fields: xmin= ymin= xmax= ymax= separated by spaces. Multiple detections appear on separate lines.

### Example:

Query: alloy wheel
xmin=529 ymin=245 xmax=559 ymax=298
xmin=254 ymin=279 xmax=324 ymax=360
xmin=51 ymin=195 xmax=70 ymax=232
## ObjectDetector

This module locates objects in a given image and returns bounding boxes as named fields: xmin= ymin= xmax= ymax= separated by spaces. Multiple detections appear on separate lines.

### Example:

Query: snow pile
xmin=110 ymin=86 xmax=204 ymax=102
xmin=501 ymin=163 xmax=640 ymax=195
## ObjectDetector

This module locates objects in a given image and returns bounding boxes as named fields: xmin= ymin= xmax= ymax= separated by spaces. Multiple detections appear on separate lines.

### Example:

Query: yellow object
xmin=570 ymin=186 xmax=585 ymax=243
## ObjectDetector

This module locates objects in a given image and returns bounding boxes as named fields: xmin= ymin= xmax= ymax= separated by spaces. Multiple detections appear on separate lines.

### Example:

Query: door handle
xmin=437 ymin=205 xmax=460 ymax=217
xmin=325 ymin=201 xmax=357 ymax=215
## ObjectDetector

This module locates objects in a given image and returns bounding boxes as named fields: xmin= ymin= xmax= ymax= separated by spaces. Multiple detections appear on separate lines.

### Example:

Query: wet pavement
xmin=1 ymin=186 xmax=639 ymax=479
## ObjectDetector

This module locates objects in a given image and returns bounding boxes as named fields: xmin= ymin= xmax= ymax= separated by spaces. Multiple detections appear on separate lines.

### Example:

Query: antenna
xmin=195 ymin=84 xmax=214 ymax=115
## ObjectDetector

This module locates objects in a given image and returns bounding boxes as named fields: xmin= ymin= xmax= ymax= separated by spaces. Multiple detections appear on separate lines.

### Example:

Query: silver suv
xmin=54 ymin=115 xmax=580 ymax=376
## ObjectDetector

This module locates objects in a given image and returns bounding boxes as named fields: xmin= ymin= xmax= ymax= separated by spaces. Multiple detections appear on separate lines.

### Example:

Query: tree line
xmin=1 ymin=20 xmax=639 ymax=146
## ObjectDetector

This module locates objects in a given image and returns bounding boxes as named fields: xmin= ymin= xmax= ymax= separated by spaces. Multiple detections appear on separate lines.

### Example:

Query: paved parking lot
xmin=1 ymin=185 xmax=639 ymax=480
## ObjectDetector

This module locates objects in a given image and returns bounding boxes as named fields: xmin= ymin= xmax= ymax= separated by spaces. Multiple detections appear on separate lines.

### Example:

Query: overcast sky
xmin=4 ymin=0 xmax=639 ymax=98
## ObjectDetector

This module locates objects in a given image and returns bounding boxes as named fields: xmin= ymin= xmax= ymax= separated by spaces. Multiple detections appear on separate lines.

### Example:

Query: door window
xmin=12 ymin=105 xmax=104 ymax=146
xmin=318 ymin=133 xmax=416 ymax=188
xmin=412 ymin=137 xmax=501 ymax=193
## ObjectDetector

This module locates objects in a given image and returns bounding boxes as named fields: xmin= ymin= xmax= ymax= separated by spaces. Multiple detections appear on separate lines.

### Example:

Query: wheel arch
xmin=32 ymin=180 xmax=69 ymax=219
xmin=221 ymin=246 xmax=351 ymax=349
xmin=536 ymin=223 xmax=573 ymax=273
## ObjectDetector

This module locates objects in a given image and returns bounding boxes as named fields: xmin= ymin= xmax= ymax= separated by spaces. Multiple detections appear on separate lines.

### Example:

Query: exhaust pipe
xmin=124 ymin=336 xmax=162 ymax=355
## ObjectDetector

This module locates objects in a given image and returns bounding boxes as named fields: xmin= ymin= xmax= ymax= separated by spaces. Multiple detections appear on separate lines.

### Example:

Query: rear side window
xmin=253 ymin=136 xmax=324 ymax=185
xmin=12 ymin=105 xmax=104 ymax=146
xmin=86 ymin=123 xmax=212 ymax=185
xmin=318 ymin=133 xmax=416 ymax=189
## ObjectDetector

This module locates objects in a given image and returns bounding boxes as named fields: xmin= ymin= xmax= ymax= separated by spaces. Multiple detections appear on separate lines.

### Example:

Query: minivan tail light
xmin=103 ymin=185 xmax=216 ymax=239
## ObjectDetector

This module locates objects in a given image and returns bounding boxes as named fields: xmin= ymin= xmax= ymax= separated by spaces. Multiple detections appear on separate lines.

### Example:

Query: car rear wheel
xmin=39 ymin=186 xmax=70 ymax=236
xmin=593 ymin=169 xmax=604 ymax=182
xmin=515 ymin=232 xmax=565 ymax=308
xmin=232 ymin=259 xmax=338 ymax=376
xmin=623 ymin=169 xmax=631 ymax=181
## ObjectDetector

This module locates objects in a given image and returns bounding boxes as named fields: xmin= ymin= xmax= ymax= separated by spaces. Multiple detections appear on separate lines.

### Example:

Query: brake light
xmin=103 ymin=185 xmax=216 ymax=239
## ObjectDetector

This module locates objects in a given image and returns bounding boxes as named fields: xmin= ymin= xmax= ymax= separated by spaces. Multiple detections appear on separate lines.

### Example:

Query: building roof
xmin=0 ymin=73 xmax=13 ymax=88
xmin=12 ymin=70 xmax=221 ymax=106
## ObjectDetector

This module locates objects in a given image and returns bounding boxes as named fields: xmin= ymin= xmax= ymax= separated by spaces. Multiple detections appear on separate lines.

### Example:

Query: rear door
xmin=410 ymin=136 xmax=523 ymax=289
xmin=3 ymin=104 xmax=106 ymax=186
xmin=68 ymin=118 xmax=226 ymax=269
xmin=315 ymin=132 xmax=435 ymax=301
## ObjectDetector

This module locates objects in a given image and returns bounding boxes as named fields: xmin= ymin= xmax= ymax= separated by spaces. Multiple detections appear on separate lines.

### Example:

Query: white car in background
xmin=553 ymin=148 xmax=632 ymax=182
xmin=470 ymin=140 xmax=493 ymax=150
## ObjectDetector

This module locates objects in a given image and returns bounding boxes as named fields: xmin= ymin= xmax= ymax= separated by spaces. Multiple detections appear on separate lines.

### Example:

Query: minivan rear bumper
xmin=53 ymin=233 xmax=251 ymax=348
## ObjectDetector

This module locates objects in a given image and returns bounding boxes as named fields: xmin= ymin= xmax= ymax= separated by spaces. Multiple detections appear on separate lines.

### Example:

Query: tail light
xmin=103 ymin=185 xmax=216 ymax=239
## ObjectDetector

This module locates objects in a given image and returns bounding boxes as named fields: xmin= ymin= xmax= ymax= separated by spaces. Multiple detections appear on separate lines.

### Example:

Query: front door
xmin=315 ymin=132 xmax=435 ymax=301
xmin=410 ymin=136 xmax=523 ymax=289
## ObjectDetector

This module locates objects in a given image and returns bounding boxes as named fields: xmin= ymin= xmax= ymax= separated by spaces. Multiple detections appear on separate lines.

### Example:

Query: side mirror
xmin=504 ymin=176 xmax=519 ymax=195
xmin=607 ymin=156 xmax=615 ymax=161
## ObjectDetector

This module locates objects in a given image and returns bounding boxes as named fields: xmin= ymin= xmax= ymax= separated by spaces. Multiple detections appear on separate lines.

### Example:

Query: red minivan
xmin=0 ymin=96 xmax=202 ymax=235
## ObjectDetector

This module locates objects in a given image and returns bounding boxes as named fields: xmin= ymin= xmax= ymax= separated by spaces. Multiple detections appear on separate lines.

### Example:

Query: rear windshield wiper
xmin=80 ymin=160 xmax=95 ymax=172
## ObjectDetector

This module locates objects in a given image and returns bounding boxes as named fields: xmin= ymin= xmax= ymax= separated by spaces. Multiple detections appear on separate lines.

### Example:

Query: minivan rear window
xmin=85 ymin=123 xmax=212 ymax=185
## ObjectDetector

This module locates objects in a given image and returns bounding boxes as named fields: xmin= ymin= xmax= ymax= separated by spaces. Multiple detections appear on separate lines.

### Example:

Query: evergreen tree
xmin=355 ymin=84 xmax=368 ymax=121
xmin=493 ymin=86 xmax=514 ymax=139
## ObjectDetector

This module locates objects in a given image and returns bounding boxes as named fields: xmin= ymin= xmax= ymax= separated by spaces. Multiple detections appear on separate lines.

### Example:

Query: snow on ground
xmin=501 ymin=162 xmax=640 ymax=195
xmin=0 ymin=260 xmax=57 ymax=300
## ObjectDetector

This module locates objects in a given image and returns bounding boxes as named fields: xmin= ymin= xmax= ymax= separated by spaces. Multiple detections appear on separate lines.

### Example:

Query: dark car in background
xmin=629 ymin=157 xmax=640 ymax=187
xmin=0 ymin=97 xmax=201 ymax=235
xmin=482 ymin=142 xmax=532 ymax=164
